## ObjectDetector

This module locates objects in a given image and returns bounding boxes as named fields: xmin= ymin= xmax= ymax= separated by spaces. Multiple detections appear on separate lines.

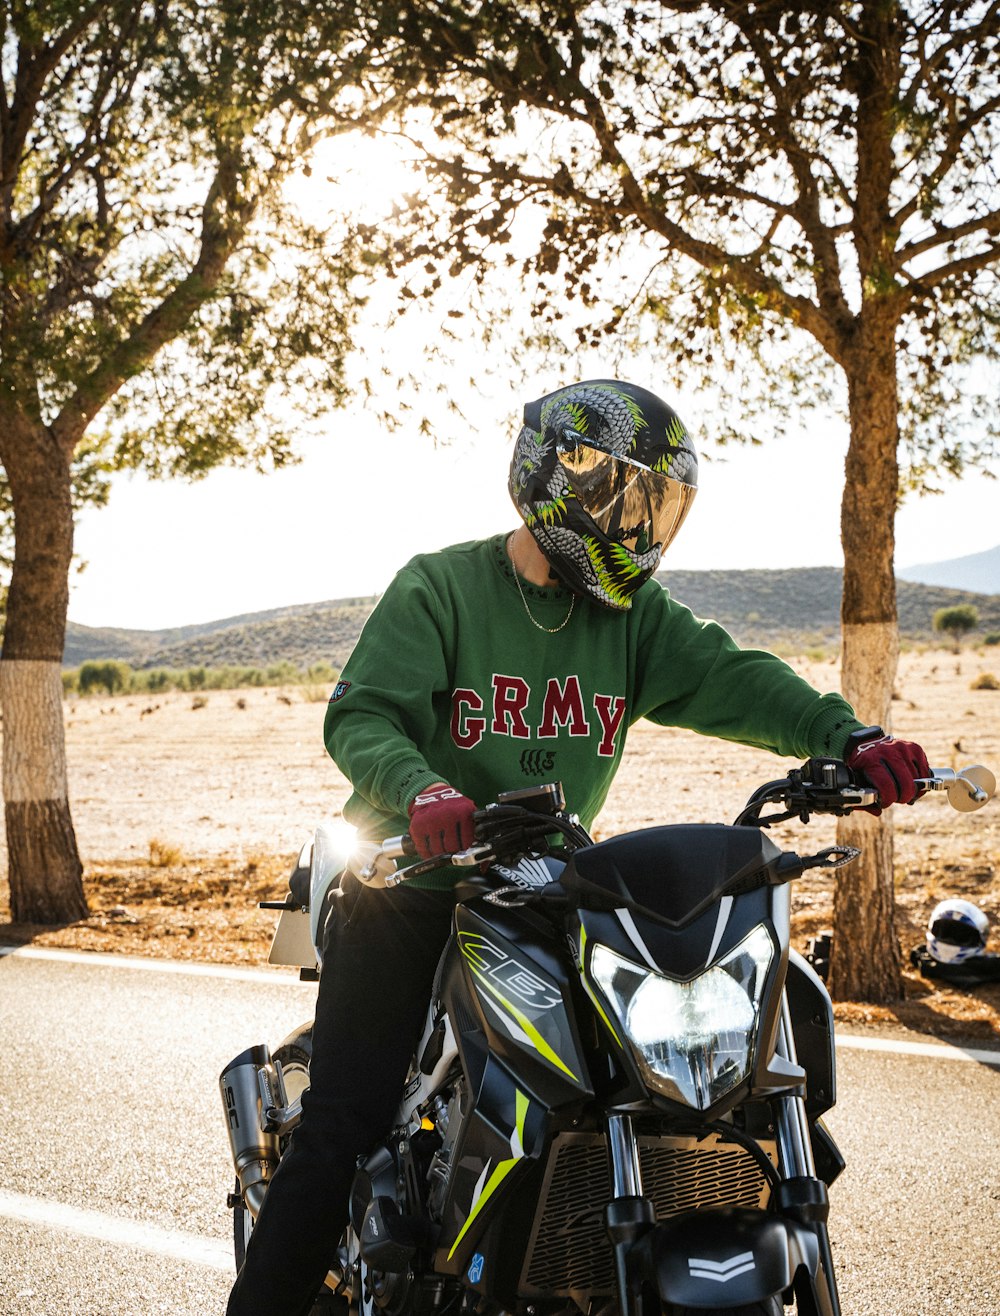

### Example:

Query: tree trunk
xmin=829 ymin=320 xmax=901 ymax=1002
xmin=0 ymin=412 xmax=86 ymax=924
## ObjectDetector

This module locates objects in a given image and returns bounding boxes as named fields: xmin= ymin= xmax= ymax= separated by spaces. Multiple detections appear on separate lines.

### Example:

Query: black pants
xmin=227 ymin=880 xmax=455 ymax=1316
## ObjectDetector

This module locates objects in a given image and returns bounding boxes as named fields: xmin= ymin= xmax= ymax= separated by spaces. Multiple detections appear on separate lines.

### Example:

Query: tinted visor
xmin=930 ymin=917 xmax=984 ymax=948
xmin=559 ymin=443 xmax=695 ymax=557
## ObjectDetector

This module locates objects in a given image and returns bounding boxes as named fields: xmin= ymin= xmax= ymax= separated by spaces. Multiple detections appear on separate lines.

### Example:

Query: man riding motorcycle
xmin=227 ymin=379 xmax=929 ymax=1316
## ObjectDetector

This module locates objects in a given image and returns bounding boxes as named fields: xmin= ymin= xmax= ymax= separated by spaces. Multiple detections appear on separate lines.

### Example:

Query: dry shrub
xmin=299 ymin=684 xmax=330 ymax=703
xmin=149 ymin=837 xmax=184 ymax=867
xmin=970 ymin=673 xmax=999 ymax=691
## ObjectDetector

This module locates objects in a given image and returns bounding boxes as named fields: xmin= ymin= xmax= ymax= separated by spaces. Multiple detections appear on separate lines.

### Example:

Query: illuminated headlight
xmin=589 ymin=925 xmax=774 ymax=1110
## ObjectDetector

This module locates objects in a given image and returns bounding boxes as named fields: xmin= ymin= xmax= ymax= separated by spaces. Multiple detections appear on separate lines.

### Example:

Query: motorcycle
xmin=220 ymin=758 xmax=994 ymax=1316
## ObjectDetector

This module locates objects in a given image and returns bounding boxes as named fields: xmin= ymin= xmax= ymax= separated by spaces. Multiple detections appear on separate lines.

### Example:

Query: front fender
xmin=631 ymin=1207 xmax=821 ymax=1309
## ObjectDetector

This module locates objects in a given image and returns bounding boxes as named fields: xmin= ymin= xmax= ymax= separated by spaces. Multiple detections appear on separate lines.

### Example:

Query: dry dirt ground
xmin=1 ymin=649 xmax=998 ymax=1039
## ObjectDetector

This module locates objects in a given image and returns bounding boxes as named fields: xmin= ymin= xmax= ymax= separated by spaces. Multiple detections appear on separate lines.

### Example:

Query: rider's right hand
xmin=408 ymin=783 xmax=477 ymax=859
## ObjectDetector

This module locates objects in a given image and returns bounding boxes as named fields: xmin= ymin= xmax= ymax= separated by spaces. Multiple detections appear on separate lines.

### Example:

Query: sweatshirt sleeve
xmin=323 ymin=564 xmax=450 ymax=821
xmin=632 ymin=585 xmax=864 ymax=760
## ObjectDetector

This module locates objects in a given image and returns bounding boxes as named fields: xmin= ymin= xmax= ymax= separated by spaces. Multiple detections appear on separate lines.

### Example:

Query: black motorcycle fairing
xmin=449 ymin=899 xmax=595 ymax=1103
xmin=573 ymin=881 xmax=780 ymax=983
xmin=560 ymin=824 xmax=786 ymax=928
xmin=429 ymin=1047 xmax=558 ymax=1281
xmin=784 ymin=950 xmax=836 ymax=1119
xmin=427 ymin=895 xmax=600 ymax=1295
xmin=631 ymin=1205 xmax=826 ymax=1311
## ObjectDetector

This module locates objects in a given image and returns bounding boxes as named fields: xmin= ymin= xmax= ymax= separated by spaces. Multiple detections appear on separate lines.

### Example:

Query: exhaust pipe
xmin=220 ymin=1044 xmax=284 ymax=1219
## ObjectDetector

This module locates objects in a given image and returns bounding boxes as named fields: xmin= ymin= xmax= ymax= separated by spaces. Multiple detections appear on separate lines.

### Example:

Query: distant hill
xmin=63 ymin=568 xmax=1000 ymax=671
xmin=62 ymin=597 xmax=380 ymax=670
xmin=897 ymin=543 xmax=1000 ymax=595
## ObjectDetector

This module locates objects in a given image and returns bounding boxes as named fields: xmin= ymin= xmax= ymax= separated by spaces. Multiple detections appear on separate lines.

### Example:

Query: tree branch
xmin=908 ymin=239 xmax=1000 ymax=293
xmin=722 ymin=8 xmax=852 ymax=325
xmin=899 ymin=207 xmax=1000 ymax=265
xmin=50 ymin=140 xmax=258 ymax=450
xmin=893 ymin=92 xmax=1000 ymax=231
xmin=1 ymin=1 xmax=107 ymax=200
xmin=898 ymin=3 xmax=1000 ymax=117
xmin=15 ymin=11 xmax=152 ymax=250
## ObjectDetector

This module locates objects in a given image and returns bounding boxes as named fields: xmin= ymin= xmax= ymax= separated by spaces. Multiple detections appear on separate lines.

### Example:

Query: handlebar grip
xmin=380 ymin=834 xmax=417 ymax=861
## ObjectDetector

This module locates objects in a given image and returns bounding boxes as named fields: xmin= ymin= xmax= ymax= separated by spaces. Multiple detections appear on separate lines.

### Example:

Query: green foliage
xmin=374 ymin=3 xmax=1000 ymax=480
xmin=933 ymin=604 xmax=980 ymax=645
xmin=62 ymin=661 xmax=341 ymax=696
xmin=985 ymin=633 xmax=1000 ymax=646
xmin=0 ymin=1 xmax=417 ymax=551
xmin=77 ymin=660 xmax=133 ymax=696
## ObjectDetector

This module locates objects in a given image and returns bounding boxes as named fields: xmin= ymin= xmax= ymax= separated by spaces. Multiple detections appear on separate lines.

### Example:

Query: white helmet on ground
xmin=926 ymin=899 xmax=989 ymax=964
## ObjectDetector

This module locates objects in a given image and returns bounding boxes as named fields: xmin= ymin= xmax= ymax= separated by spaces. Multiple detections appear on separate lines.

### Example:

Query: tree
xmin=381 ymin=0 xmax=1000 ymax=1000
xmin=77 ymin=660 xmax=131 ymax=697
xmin=0 ymin=1 xmax=407 ymax=922
xmin=934 ymin=603 xmax=979 ymax=650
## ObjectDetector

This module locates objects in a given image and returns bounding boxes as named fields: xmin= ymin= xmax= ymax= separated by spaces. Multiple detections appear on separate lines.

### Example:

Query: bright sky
xmin=68 ymin=407 xmax=998 ymax=631
xmin=65 ymin=133 xmax=1000 ymax=631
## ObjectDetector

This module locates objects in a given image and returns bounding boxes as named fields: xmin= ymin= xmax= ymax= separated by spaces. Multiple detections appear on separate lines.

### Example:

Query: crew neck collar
xmin=490 ymin=532 xmax=572 ymax=602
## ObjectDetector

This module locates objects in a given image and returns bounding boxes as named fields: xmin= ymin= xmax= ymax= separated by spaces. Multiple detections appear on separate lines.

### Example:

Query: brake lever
xmin=450 ymin=843 xmax=497 ymax=868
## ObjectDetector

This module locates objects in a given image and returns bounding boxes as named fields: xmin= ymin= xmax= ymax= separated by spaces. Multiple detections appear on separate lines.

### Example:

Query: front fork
xmin=771 ymin=995 xmax=842 ymax=1316
xmin=603 ymin=992 xmax=842 ymax=1316
xmin=605 ymin=1112 xmax=654 ymax=1316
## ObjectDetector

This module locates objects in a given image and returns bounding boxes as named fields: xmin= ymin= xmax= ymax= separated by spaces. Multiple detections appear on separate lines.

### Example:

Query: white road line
xmin=0 ymin=942 xmax=305 ymax=985
xmin=836 ymin=1032 xmax=1000 ymax=1067
xmin=3 ymin=944 xmax=999 ymax=1067
xmin=0 ymin=1189 xmax=232 ymax=1272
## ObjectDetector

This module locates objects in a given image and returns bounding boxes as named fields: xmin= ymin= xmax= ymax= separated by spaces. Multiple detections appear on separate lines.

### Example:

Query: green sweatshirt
xmin=324 ymin=534 xmax=863 ymax=887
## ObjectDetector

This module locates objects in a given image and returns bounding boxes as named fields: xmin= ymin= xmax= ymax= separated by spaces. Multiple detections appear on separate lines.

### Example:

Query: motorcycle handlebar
xmin=736 ymin=759 xmax=995 ymax=827
xmin=361 ymin=760 xmax=994 ymax=885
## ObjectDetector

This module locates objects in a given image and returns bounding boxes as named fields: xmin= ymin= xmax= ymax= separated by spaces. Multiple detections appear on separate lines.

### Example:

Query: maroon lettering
xmin=491 ymin=674 xmax=531 ymax=739
xmin=538 ymin=675 xmax=591 ymax=738
xmin=451 ymin=688 xmax=486 ymax=750
xmin=593 ymin=694 xmax=627 ymax=757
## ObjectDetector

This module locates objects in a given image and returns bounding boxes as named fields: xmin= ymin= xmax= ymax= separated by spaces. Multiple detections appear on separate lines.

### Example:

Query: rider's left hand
xmin=846 ymin=733 xmax=930 ymax=814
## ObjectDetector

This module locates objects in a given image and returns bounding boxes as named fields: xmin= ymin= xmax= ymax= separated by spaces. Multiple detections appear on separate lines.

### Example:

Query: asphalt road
xmin=1 ymin=945 xmax=998 ymax=1315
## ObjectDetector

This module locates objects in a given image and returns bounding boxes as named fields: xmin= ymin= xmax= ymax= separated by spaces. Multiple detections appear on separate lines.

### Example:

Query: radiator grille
xmin=521 ymin=1132 xmax=772 ymax=1297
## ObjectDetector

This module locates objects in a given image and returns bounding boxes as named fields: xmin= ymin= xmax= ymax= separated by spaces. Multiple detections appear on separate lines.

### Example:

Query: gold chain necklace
xmin=508 ymin=534 xmax=575 ymax=633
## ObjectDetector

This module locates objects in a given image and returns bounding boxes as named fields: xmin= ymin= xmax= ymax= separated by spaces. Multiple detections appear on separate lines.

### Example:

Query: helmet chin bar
xmin=510 ymin=379 xmax=699 ymax=611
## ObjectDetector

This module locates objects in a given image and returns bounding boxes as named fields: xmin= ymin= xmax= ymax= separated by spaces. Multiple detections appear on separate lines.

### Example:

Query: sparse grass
xmin=299 ymin=684 xmax=332 ymax=703
xmin=148 ymin=837 xmax=184 ymax=867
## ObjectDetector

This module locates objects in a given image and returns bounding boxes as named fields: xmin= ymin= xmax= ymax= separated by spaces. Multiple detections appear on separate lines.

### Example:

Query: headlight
xmin=589 ymin=925 xmax=774 ymax=1110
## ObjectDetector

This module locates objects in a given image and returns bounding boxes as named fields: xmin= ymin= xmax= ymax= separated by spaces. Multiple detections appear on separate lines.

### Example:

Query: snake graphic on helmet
xmin=509 ymin=380 xmax=698 ymax=609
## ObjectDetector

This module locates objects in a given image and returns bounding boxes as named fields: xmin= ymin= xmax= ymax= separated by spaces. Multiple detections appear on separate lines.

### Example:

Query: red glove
xmin=407 ymin=783 xmax=477 ymax=859
xmin=845 ymin=730 xmax=930 ymax=814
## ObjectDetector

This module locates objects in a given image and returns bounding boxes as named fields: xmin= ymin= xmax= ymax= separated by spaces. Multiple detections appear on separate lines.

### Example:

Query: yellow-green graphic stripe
xmin=470 ymin=966 xmax=579 ymax=1082
xmin=447 ymin=1089 xmax=530 ymax=1261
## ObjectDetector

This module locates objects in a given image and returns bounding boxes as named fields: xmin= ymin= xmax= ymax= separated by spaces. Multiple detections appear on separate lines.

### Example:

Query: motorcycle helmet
xmin=509 ymin=380 xmax=698 ymax=610
xmin=926 ymin=898 xmax=990 ymax=964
